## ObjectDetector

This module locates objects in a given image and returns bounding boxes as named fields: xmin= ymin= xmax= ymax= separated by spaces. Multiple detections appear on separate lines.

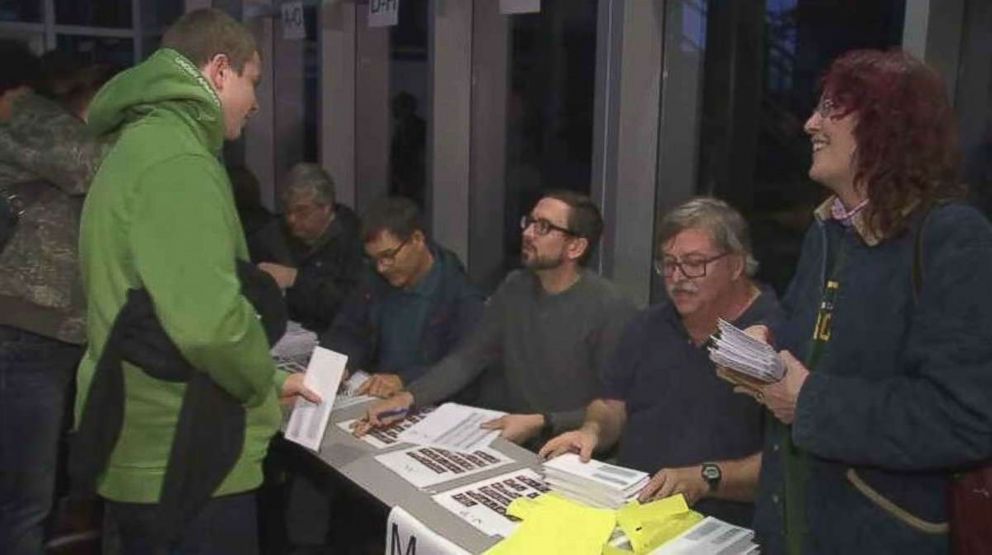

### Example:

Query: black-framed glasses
xmin=367 ymin=237 xmax=410 ymax=267
xmin=654 ymin=252 xmax=729 ymax=279
xmin=520 ymin=215 xmax=576 ymax=237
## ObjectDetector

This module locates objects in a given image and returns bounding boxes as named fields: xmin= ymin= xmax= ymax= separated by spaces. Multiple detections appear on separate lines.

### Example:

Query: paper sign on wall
xmin=281 ymin=1 xmax=306 ymax=40
xmin=369 ymin=0 xmax=401 ymax=28
xmin=386 ymin=506 xmax=471 ymax=555
xmin=500 ymin=0 xmax=541 ymax=15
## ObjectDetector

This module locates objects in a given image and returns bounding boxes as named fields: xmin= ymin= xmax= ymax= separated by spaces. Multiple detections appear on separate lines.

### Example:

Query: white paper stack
xmin=271 ymin=321 xmax=318 ymax=360
xmin=648 ymin=516 xmax=756 ymax=554
xmin=541 ymin=454 xmax=649 ymax=509
xmin=708 ymin=319 xmax=784 ymax=383
xmin=271 ymin=321 xmax=318 ymax=374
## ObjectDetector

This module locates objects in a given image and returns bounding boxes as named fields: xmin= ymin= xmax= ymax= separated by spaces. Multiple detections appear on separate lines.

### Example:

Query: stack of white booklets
xmin=708 ymin=319 xmax=784 ymax=383
xmin=541 ymin=454 xmax=649 ymax=509
xmin=648 ymin=516 xmax=758 ymax=554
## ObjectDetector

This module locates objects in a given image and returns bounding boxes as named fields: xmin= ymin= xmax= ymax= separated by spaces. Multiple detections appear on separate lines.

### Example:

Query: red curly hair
xmin=820 ymin=49 xmax=964 ymax=238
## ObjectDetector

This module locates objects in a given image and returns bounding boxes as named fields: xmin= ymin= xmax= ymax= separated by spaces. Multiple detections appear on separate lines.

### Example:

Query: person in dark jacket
xmin=0 ymin=40 xmax=108 ymax=555
xmin=285 ymin=196 xmax=484 ymax=553
xmin=733 ymin=50 xmax=992 ymax=555
xmin=322 ymin=195 xmax=485 ymax=398
xmin=253 ymin=163 xmax=364 ymax=334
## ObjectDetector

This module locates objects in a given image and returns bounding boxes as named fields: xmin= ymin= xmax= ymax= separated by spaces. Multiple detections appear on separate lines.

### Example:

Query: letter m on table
xmin=390 ymin=522 xmax=417 ymax=555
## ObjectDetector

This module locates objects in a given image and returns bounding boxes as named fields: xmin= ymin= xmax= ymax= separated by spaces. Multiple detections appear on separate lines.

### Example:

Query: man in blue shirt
xmin=321 ymin=195 xmax=485 ymax=397
xmin=285 ymin=197 xmax=484 ymax=552
xmin=541 ymin=198 xmax=780 ymax=526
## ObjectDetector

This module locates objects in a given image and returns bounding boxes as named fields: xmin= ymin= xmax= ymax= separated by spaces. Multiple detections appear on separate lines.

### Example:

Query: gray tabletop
xmin=291 ymin=400 xmax=540 ymax=554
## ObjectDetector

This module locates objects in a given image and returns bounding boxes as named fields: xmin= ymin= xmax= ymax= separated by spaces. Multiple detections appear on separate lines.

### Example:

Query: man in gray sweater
xmin=358 ymin=191 xmax=635 ymax=447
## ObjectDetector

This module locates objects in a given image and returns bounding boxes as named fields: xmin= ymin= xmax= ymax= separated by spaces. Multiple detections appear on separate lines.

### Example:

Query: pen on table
xmin=377 ymin=407 xmax=409 ymax=420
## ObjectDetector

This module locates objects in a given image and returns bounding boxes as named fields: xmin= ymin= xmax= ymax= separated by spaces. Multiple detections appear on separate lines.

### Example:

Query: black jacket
xmin=71 ymin=261 xmax=286 ymax=545
xmin=250 ymin=203 xmax=364 ymax=333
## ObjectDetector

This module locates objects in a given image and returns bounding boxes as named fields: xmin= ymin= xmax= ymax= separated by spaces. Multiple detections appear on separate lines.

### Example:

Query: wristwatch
xmin=701 ymin=463 xmax=722 ymax=493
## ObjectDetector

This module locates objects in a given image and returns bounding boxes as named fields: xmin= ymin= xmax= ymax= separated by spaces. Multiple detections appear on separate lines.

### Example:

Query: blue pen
xmin=378 ymin=407 xmax=409 ymax=420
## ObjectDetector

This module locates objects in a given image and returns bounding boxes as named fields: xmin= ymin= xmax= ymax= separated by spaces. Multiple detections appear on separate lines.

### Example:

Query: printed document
xmin=336 ymin=407 xmax=435 ymax=449
xmin=397 ymin=402 xmax=506 ymax=452
xmin=648 ymin=516 xmax=755 ymax=554
xmin=433 ymin=469 xmax=550 ymax=538
xmin=284 ymin=347 xmax=348 ymax=451
xmin=375 ymin=445 xmax=512 ymax=490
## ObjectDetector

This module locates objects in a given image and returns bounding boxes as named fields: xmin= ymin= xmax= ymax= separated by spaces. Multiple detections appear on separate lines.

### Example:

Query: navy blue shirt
xmin=322 ymin=244 xmax=485 ymax=387
xmin=376 ymin=251 xmax=443 ymax=378
xmin=602 ymin=288 xmax=781 ymax=526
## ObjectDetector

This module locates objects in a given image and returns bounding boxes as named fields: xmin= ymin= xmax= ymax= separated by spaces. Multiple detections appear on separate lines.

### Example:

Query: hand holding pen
xmin=352 ymin=391 xmax=414 ymax=437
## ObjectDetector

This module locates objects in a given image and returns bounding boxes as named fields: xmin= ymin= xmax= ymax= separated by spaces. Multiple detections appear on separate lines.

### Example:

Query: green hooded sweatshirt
xmin=76 ymin=49 xmax=287 ymax=503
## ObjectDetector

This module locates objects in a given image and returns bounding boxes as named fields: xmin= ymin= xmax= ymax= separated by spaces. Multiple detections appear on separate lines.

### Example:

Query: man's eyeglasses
xmin=368 ymin=237 xmax=410 ymax=267
xmin=520 ymin=215 xmax=576 ymax=237
xmin=654 ymin=252 xmax=729 ymax=279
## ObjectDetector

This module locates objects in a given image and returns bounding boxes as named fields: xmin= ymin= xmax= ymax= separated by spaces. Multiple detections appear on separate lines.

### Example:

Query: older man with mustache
xmin=540 ymin=197 xmax=781 ymax=527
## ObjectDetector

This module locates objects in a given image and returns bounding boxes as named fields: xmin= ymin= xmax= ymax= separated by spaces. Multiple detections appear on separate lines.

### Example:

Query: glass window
xmin=55 ymin=0 xmax=132 ymax=29
xmin=503 ymin=0 xmax=599 ymax=273
xmin=56 ymin=35 xmax=134 ymax=68
xmin=689 ymin=0 xmax=906 ymax=293
xmin=959 ymin=0 xmax=992 ymax=216
xmin=303 ymin=4 xmax=320 ymax=163
xmin=388 ymin=0 xmax=429 ymax=209
xmin=0 ymin=0 xmax=42 ymax=23
xmin=142 ymin=0 xmax=184 ymax=32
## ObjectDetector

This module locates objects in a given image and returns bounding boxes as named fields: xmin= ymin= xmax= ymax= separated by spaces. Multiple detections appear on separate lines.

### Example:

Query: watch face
xmin=702 ymin=464 xmax=721 ymax=481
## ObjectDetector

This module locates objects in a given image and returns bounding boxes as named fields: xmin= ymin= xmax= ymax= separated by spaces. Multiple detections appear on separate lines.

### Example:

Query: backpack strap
xmin=910 ymin=200 xmax=950 ymax=303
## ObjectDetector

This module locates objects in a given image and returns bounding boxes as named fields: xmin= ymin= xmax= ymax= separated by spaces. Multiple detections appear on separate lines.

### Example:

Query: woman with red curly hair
xmin=735 ymin=49 xmax=992 ymax=554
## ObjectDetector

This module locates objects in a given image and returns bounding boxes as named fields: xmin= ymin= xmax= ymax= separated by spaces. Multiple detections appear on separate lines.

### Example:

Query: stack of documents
xmin=272 ymin=321 xmax=318 ymax=373
xmin=647 ymin=516 xmax=757 ymax=554
xmin=708 ymin=319 xmax=784 ymax=383
xmin=542 ymin=454 xmax=649 ymax=509
xmin=271 ymin=321 xmax=317 ymax=360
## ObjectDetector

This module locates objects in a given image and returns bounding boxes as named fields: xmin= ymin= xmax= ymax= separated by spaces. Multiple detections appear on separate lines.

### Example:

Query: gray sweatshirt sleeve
xmin=547 ymin=291 xmax=636 ymax=433
xmin=405 ymin=284 xmax=506 ymax=406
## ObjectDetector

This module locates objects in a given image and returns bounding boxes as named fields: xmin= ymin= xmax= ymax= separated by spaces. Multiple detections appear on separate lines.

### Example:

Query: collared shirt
xmin=814 ymin=196 xmax=879 ymax=246
xmin=829 ymin=196 xmax=869 ymax=226
xmin=813 ymin=195 xmax=919 ymax=248
xmin=602 ymin=288 xmax=782 ymax=526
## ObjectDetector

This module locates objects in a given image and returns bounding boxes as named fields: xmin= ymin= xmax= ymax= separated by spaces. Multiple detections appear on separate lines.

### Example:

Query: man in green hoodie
xmin=76 ymin=9 xmax=316 ymax=553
